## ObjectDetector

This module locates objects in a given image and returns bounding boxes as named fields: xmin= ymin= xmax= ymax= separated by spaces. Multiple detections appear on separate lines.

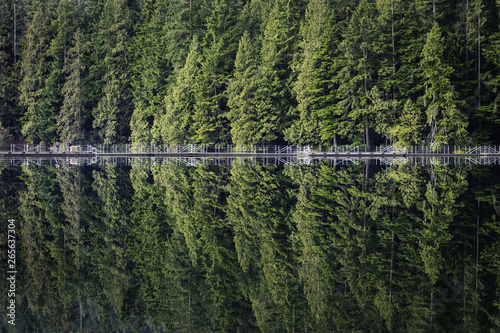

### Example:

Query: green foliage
xmin=291 ymin=166 xmax=328 ymax=329
xmin=227 ymin=31 xmax=278 ymax=145
xmin=191 ymin=0 xmax=242 ymax=144
xmin=419 ymin=165 xmax=467 ymax=284
xmin=262 ymin=0 xmax=302 ymax=143
xmin=390 ymin=99 xmax=424 ymax=146
xmin=19 ymin=3 xmax=52 ymax=143
xmin=309 ymin=15 xmax=341 ymax=145
xmin=91 ymin=164 xmax=132 ymax=314
xmin=129 ymin=0 xmax=198 ymax=145
xmin=154 ymin=35 xmax=200 ymax=144
xmin=320 ymin=0 xmax=378 ymax=148
xmin=57 ymin=28 xmax=85 ymax=143
xmin=227 ymin=162 xmax=300 ymax=331
xmin=292 ymin=0 xmax=330 ymax=145
xmin=420 ymin=22 xmax=467 ymax=146
xmin=4 ymin=157 xmax=500 ymax=331
xmin=2 ymin=0 xmax=500 ymax=145
xmin=0 ymin=3 xmax=21 ymax=140
xmin=92 ymin=0 xmax=133 ymax=144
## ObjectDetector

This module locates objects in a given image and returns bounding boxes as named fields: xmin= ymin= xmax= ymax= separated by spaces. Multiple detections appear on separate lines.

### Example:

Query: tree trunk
xmin=477 ymin=9 xmax=481 ymax=119
xmin=391 ymin=0 xmax=396 ymax=100
xmin=13 ymin=3 xmax=16 ymax=63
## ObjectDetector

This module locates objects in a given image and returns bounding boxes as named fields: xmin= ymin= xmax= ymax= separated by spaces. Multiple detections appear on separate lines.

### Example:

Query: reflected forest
xmin=0 ymin=160 xmax=499 ymax=332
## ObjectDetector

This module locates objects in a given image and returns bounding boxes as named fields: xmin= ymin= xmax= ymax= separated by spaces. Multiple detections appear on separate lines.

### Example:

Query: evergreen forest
xmin=1 ymin=0 xmax=500 ymax=147
xmin=0 ymin=159 xmax=499 ymax=332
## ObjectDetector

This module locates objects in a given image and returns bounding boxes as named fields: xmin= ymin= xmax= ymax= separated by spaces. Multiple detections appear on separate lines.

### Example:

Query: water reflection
xmin=0 ymin=160 xmax=499 ymax=332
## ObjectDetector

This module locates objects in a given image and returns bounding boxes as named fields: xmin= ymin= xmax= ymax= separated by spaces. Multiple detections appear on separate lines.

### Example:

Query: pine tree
xmin=477 ymin=10 xmax=500 ymax=143
xmin=18 ymin=166 xmax=65 ymax=319
xmin=390 ymin=98 xmax=424 ymax=146
xmin=0 ymin=2 xmax=20 ymax=139
xmin=261 ymin=0 xmax=303 ymax=143
xmin=451 ymin=0 xmax=485 ymax=140
xmin=19 ymin=2 xmax=51 ymax=142
xmin=58 ymin=28 xmax=85 ymax=143
xmin=370 ymin=0 xmax=405 ymax=144
xmin=192 ymin=165 xmax=244 ymax=330
xmin=420 ymin=22 xmax=467 ymax=146
xmin=191 ymin=0 xmax=242 ymax=144
xmin=419 ymin=165 xmax=467 ymax=286
xmin=128 ymin=162 xmax=196 ymax=330
xmin=394 ymin=0 xmax=426 ymax=103
xmin=226 ymin=162 xmax=298 ymax=331
xmin=292 ymin=0 xmax=330 ymax=145
xmin=309 ymin=15 xmax=341 ymax=146
xmin=56 ymin=166 xmax=85 ymax=271
xmin=227 ymin=31 xmax=277 ymax=145
xmin=42 ymin=0 xmax=79 ymax=143
xmin=292 ymin=167 xmax=329 ymax=330
xmin=129 ymin=0 xmax=193 ymax=145
xmin=154 ymin=35 xmax=200 ymax=144
xmin=0 ymin=120 xmax=10 ymax=145
xmin=91 ymin=164 xmax=132 ymax=313
xmin=332 ymin=0 xmax=377 ymax=149
xmin=92 ymin=0 xmax=133 ymax=144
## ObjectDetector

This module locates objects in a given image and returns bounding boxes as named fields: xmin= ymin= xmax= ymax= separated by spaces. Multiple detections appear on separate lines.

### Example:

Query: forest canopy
xmin=1 ymin=0 xmax=500 ymax=147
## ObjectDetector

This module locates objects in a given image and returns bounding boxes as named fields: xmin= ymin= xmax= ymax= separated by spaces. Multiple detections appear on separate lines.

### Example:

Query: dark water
xmin=0 ymin=158 xmax=499 ymax=332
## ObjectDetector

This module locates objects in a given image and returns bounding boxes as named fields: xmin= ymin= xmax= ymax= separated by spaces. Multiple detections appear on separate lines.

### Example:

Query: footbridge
xmin=2 ymin=144 xmax=500 ymax=167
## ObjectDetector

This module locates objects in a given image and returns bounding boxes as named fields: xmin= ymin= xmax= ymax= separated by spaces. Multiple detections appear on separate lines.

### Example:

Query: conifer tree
xmin=309 ymin=16 xmax=341 ymax=146
xmin=130 ymin=0 xmax=195 ymax=145
xmin=293 ymin=0 xmax=330 ymax=145
xmin=292 ymin=167 xmax=329 ymax=329
xmin=370 ymin=0 xmax=404 ymax=144
xmin=58 ymin=28 xmax=85 ymax=143
xmin=192 ymin=0 xmax=241 ymax=143
xmin=419 ymin=165 xmax=467 ymax=286
xmin=477 ymin=8 xmax=500 ymax=142
xmin=92 ymin=0 xmax=133 ymax=144
xmin=261 ymin=0 xmax=302 ymax=143
xmin=18 ymin=166 xmax=65 ymax=319
xmin=91 ymin=164 xmax=132 ymax=313
xmin=42 ymin=0 xmax=79 ymax=143
xmin=192 ymin=165 xmax=244 ymax=330
xmin=56 ymin=166 xmax=85 ymax=271
xmin=394 ymin=0 xmax=427 ymax=103
xmin=227 ymin=31 xmax=277 ymax=145
xmin=453 ymin=0 xmax=485 ymax=135
xmin=0 ymin=120 xmax=10 ymax=145
xmin=128 ymin=162 xmax=197 ymax=330
xmin=19 ymin=2 xmax=51 ymax=142
xmin=154 ymin=35 xmax=199 ymax=144
xmin=129 ymin=100 xmax=150 ymax=144
xmin=368 ymin=86 xmax=399 ymax=144
xmin=226 ymin=162 xmax=298 ymax=331
xmin=0 ymin=2 xmax=20 ymax=139
xmin=332 ymin=0 xmax=376 ymax=149
xmin=420 ymin=22 xmax=467 ymax=146
xmin=390 ymin=98 xmax=424 ymax=146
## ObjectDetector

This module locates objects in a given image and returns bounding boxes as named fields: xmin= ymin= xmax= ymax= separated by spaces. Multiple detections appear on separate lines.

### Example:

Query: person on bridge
xmin=55 ymin=141 xmax=59 ymax=152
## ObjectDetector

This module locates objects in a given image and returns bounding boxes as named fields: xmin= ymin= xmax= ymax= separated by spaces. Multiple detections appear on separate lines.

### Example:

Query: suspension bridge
xmin=1 ymin=144 xmax=499 ymax=167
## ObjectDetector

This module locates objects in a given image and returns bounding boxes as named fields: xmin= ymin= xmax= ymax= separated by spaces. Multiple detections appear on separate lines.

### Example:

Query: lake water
xmin=1 ymin=157 xmax=499 ymax=332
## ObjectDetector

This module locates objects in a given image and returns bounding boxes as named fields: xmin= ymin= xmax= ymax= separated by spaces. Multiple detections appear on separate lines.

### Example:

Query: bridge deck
xmin=1 ymin=144 xmax=499 ymax=158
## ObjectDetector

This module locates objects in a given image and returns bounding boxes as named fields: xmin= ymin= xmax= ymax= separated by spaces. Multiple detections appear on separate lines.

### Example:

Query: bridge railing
xmin=2 ymin=143 xmax=500 ymax=156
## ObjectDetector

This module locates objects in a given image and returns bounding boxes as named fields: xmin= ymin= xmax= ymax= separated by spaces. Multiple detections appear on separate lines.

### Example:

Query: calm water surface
xmin=1 ymin=158 xmax=499 ymax=332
